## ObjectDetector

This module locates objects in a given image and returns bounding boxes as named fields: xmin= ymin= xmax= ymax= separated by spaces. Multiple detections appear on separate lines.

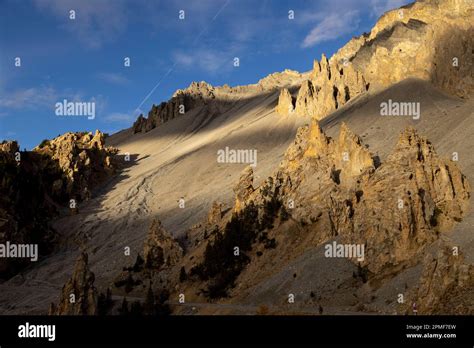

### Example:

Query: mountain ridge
xmin=0 ymin=0 xmax=473 ymax=315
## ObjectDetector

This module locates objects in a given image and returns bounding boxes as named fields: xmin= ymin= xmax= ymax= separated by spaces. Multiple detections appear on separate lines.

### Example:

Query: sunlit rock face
xmin=230 ymin=123 xmax=469 ymax=275
xmin=285 ymin=0 xmax=473 ymax=122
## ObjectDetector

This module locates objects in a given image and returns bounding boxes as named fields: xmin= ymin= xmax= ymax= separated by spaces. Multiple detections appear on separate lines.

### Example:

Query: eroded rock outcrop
xmin=332 ymin=0 xmax=474 ymax=98
xmin=207 ymin=201 xmax=224 ymax=227
xmin=0 ymin=132 xmax=119 ymax=279
xmin=143 ymin=218 xmax=183 ymax=269
xmin=133 ymin=81 xmax=218 ymax=133
xmin=134 ymin=70 xmax=308 ymax=133
xmin=233 ymin=166 xmax=255 ymax=213
xmin=34 ymin=130 xmax=118 ymax=201
xmin=231 ymin=123 xmax=469 ymax=276
xmin=293 ymin=54 xmax=368 ymax=119
xmin=0 ymin=141 xmax=19 ymax=155
xmin=287 ymin=0 xmax=472 ymax=121
xmin=346 ymin=127 xmax=470 ymax=273
xmin=275 ymin=88 xmax=294 ymax=115
xmin=294 ymin=80 xmax=318 ymax=117
xmin=408 ymin=243 xmax=474 ymax=314
xmin=49 ymin=252 xmax=98 ymax=315
xmin=257 ymin=69 xmax=303 ymax=91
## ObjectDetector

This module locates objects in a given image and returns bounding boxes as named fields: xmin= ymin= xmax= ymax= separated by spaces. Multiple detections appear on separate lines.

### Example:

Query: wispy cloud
xmin=301 ymin=10 xmax=360 ymax=48
xmin=299 ymin=0 xmax=412 ymax=48
xmin=174 ymin=49 xmax=235 ymax=74
xmin=0 ymin=86 xmax=105 ymax=116
xmin=33 ymin=0 xmax=128 ymax=49
xmin=97 ymin=72 xmax=130 ymax=85
xmin=0 ymin=86 xmax=59 ymax=110
xmin=103 ymin=112 xmax=135 ymax=123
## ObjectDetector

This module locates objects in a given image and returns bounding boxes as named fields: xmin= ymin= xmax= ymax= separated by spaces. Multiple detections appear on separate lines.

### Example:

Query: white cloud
xmin=103 ymin=112 xmax=135 ymax=123
xmin=299 ymin=0 xmax=412 ymax=49
xmin=174 ymin=52 xmax=195 ymax=67
xmin=33 ymin=0 xmax=128 ymax=49
xmin=97 ymin=72 xmax=130 ymax=85
xmin=174 ymin=48 xmax=236 ymax=74
xmin=0 ymin=86 xmax=59 ymax=109
xmin=0 ymin=86 xmax=106 ymax=116
xmin=301 ymin=11 xmax=360 ymax=48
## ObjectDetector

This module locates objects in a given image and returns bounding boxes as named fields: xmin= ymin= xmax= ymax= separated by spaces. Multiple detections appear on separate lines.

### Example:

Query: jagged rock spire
xmin=143 ymin=218 xmax=183 ymax=269
xmin=49 ymin=252 xmax=98 ymax=315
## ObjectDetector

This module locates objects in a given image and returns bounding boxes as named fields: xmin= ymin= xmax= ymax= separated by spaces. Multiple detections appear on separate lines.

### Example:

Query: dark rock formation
xmin=33 ymin=130 xmax=118 ymax=201
xmin=49 ymin=252 xmax=98 ymax=315
xmin=143 ymin=218 xmax=183 ymax=270
xmin=133 ymin=82 xmax=216 ymax=133
xmin=0 ymin=132 xmax=119 ymax=279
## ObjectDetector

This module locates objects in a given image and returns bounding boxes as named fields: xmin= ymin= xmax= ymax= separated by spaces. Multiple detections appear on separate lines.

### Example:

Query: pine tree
xmin=144 ymin=285 xmax=155 ymax=315
xmin=119 ymin=298 xmax=129 ymax=316
xmin=179 ymin=266 xmax=187 ymax=282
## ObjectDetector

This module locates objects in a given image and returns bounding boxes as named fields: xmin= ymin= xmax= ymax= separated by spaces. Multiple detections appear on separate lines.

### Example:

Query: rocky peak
xmin=286 ymin=0 xmax=473 ymax=125
xmin=233 ymin=166 xmax=255 ymax=212
xmin=90 ymin=130 xmax=105 ymax=149
xmin=294 ymin=53 xmax=368 ymax=119
xmin=143 ymin=218 xmax=183 ymax=269
xmin=176 ymin=81 xmax=216 ymax=99
xmin=207 ymin=201 xmax=224 ymax=226
xmin=387 ymin=127 xmax=470 ymax=231
xmin=294 ymin=80 xmax=317 ymax=117
xmin=49 ymin=252 xmax=98 ymax=315
xmin=331 ymin=0 xmax=473 ymax=97
xmin=275 ymin=88 xmax=295 ymax=115
xmin=345 ymin=127 xmax=470 ymax=273
xmin=257 ymin=69 xmax=304 ymax=90
xmin=133 ymin=81 xmax=218 ymax=134
xmin=33 ymin=131 xmax=118 ymax=201
xmin=303 ymin=120 xmax=332 ymax=158
xmin=231 ymin=123 xmax=469 ymax=277
xmin=0 ymin=141 xmax=19 ymax=155
xmin=335 ymin=123 xmax=375 ymax=180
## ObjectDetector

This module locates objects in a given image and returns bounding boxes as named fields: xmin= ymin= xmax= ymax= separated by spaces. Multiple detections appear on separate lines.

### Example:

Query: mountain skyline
xmin=0 ymin=0 xmax=411 ymax=149
xmin=0 ymin=0 xmax=473 ymax=333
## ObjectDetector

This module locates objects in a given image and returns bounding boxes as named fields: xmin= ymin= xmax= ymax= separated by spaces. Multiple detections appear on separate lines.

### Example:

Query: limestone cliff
xmin=227 ymin=123 xmax=469 ymax=276
xmin=332 ymin=0 xmax=473 ymax=97
xmin=277 ymin=0 xmax=472 ymax=120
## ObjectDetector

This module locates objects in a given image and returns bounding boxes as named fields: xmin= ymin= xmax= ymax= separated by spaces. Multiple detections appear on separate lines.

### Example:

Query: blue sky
xmin=0 ymin=0 xmax=411 ymax=149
